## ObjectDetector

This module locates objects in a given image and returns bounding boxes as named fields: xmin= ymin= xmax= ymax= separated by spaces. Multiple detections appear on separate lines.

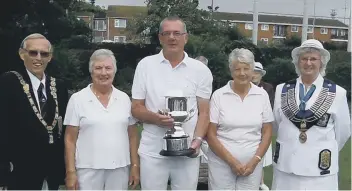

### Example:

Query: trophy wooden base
xmin=159 ymin=148 xmax=196 ymax=157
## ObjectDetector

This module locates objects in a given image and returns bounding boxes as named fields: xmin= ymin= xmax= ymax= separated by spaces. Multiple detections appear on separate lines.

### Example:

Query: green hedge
xmin=36 ymin=43 xmax=352 ymax=100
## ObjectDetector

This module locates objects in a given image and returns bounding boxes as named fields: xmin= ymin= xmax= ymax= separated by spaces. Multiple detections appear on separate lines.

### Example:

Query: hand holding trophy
xmin=159 ymin=90 xmax=196 ymax=157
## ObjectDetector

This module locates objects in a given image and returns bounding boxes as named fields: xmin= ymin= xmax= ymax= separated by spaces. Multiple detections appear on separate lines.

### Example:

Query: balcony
xmin=331 ymin=34 xmax=348 ymax=40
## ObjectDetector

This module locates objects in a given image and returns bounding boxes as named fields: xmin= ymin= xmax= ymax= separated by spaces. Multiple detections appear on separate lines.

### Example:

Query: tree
xmin=128 ymin=0 xmax=261 ymax=89
xmin=0 ymin=0 xmax=92 ymax=74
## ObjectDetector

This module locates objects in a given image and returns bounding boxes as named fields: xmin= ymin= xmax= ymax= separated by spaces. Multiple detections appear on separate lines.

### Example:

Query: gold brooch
xmin=23 ymin=84 xmax=30 ymax=93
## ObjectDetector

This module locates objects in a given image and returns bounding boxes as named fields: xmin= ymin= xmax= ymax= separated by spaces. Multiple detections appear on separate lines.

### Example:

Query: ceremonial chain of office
xmin=10 ymin=70 xmax=59 ymax=144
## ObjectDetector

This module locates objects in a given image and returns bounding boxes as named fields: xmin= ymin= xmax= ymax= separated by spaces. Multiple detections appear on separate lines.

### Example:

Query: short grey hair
xmin=20 ymin=33 xmax=52 ymax=51
xmin=195 ymin=56 xmax=208 ymax=66
xmin=88 ymin=49 xmax=117 ymax=74
xmin=159 ymin=16 xmax=187 ymax=33
xmin=228 ymin=48 xmax=255 ymax=72
xmin=292 ymin=47 xmax=327 ymax=77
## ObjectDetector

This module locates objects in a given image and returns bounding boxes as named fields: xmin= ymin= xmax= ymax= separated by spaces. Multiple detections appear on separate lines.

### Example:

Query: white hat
xmin=254 ymin=62 xmax=266 ymax=76
xmin=291 ymin=39 xmax=330 ymax=63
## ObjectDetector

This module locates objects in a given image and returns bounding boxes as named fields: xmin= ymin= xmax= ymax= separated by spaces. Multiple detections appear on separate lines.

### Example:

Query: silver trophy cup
xmin=159 ymin=96 xmax=196 ymax=156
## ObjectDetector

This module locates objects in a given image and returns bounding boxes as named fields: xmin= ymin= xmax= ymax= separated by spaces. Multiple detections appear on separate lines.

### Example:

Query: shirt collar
xmin=86 ymin=84 xmax=118 ymax=102
xmin=223 ymin=80 xmax=264 ymax=95
xmin=297 ymin=74 xmax=324 ymax=88
xmin=26 ymin=69 xmax=46 ymax=91
xmin=156 ymin=50 xmax=189 ymax=66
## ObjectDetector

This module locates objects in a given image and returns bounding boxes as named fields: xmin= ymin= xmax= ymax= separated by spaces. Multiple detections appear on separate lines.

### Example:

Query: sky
xmin=93 ymin=0 xmax=351 ymax=24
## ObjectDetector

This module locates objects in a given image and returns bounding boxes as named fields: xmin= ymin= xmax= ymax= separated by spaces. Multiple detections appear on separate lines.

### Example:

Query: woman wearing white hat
xmin=272 ymin=39 xmax=351 ymax=190
xmin=252 ymin=62 xmax=274 ymax=190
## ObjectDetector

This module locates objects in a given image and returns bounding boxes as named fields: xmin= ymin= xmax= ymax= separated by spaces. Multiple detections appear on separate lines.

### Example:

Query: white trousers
xmin=139 ymin=154 xmax=200 ymax=190
xmin=272 ymin=168 xmax=338 ymax=190
xmin=208 ymin=160 xmax=263 ymax=190
xmin=77 ymin=166 xmax=129 ymax=190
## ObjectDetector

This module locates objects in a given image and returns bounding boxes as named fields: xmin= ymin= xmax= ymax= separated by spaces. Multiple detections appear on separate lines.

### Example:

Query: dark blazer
xmin=258 ymin=81 xmax=275 ymax=108
xmin=0 ymin=69 xmax=68 ymax=190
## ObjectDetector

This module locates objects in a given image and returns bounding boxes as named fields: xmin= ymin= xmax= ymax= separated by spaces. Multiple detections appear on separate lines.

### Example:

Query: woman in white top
xmin=206 ymin=48 xmax=273 ymax=190
xmin=63 ymin=49 xmax=140 ymax=190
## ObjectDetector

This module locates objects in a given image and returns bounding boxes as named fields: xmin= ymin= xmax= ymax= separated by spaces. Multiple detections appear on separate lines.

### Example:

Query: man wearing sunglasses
xmin=0 ymin=33 xmax=69 ymax=190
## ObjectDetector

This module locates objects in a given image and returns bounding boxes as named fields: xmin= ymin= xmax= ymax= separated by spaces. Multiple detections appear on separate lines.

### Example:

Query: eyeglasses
xmin=160 ymin=31 xmax=186 ymax=37
xmin=300 ymin=57 xmax=320 ymax=63
xmin=22 ymin=49 xmax=51 ymax=58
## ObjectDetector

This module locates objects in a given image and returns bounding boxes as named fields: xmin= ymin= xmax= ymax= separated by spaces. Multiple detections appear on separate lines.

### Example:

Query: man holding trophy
xmin=131 ymin=16 xmax=213 ymax=190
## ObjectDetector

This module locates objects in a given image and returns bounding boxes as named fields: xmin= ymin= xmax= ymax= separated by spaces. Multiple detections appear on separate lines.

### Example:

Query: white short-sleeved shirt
xmin=208 ymin=81 xmax=274 ymax=164
xmin=63 ymin=85 xmax=136 ymax=169
xmin=131 ymin=50 xmax=213 ymax=158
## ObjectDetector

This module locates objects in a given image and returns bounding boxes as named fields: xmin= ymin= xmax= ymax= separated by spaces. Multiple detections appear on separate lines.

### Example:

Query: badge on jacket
xmin=316 ymin=113 xmax=331 ymax=127
xmin=319 ymin=149 xmax=331 ymax=175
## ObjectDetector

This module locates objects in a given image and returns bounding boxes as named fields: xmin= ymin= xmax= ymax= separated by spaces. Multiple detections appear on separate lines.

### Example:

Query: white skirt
xmin=262 ymin=142 xmax=273 ymax=167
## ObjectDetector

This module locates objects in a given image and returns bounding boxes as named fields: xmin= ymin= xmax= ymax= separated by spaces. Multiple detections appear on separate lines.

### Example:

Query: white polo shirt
xmin=131 ymin=50 xmax=213 ymax=158
xmin=208 ymin=81 xmax=274 ymax=165
xmin=63 ymin=85 xmax=137 ymax=169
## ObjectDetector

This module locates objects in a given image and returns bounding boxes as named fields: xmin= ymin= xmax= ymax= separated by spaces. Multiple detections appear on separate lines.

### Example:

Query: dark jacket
xmin=257 ymin=81 xmax=275 ymax=108
xmin=0 ymin=69 xmax=68 ymax=190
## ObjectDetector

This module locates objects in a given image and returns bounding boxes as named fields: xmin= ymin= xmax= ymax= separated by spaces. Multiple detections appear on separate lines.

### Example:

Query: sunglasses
xmin=23 ymin=49 xmax=51 ymax=58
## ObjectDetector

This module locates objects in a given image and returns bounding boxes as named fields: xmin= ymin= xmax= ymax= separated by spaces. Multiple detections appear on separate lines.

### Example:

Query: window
xmin=261 ymin=24 xmax=269 ymax=31
xmin=340 ymin=29 xmax=346 ymax=36
xmin=114 ymin=36 xmax=126 ymax=43
xmin=320 ymin=28 xmax=328 ymax=34
xmin=94 ymin=36 xmax=104 ymax=43
xmin=114 ymin=19 xmax=127 ymax=28
xmin=261 ymin=38 xmax=269 ymax=45
xmin=307 ymin=26 xmax=314 ymax=33
xmin=229 ymin=22 xmax=237 ymax=27
xmin=245 ymin=23 xmax=253 ymax=30
xmin=93 ymin=20 xmax=106 ymax=31
xmin=273 ymin=25 xmax=286 ymax=37
xmin=291 ymin=25 xmax=298 ymax=32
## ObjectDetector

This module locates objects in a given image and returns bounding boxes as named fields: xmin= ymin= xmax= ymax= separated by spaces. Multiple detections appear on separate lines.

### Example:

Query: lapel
xmin=20 ymin=70 xmax=40 ymax=111
xmin=43 ymin=75 xmax=56 ymax=124
xmin=20 ymin=70 xmax=56 ymax=124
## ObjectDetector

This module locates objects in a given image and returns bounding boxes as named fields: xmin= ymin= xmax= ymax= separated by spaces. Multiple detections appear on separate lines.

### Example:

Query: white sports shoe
xmin=260 ymin=183 xmax=270 ymax=190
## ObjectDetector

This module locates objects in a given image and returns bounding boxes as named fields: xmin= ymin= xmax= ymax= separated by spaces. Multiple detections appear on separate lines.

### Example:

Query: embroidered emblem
xmin=319 ymin=149 xmax=331 ymax=175
xmin=9 ymin=71 xmax=59 ymax=144
xmin=316 ymin=113 xmax=331 ymax=127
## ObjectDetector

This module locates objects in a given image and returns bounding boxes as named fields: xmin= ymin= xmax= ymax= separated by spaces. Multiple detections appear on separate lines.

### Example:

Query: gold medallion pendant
xmin=300 ymin=120 xmax=307 ymax=129
xmin=299 ymin=131 xmax=307 ymax=143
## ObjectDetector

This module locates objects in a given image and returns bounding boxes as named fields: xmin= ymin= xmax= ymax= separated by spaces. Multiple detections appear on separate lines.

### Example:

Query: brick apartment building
xmin=76 ymin=5 xmax=349 ymax=45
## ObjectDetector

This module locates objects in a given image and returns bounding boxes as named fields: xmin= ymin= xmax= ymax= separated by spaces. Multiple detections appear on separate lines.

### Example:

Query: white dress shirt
xmin=27 ymin=70 xmax=46 ymax=113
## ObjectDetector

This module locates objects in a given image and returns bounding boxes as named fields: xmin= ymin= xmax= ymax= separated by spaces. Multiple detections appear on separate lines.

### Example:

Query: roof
xmin=75 ymin=12 xmax=94 ymax=17
xmin=213 ymin=12 xmax=348 ymax=28
xmin=107 ymin=5 xmax=147 ymax=18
